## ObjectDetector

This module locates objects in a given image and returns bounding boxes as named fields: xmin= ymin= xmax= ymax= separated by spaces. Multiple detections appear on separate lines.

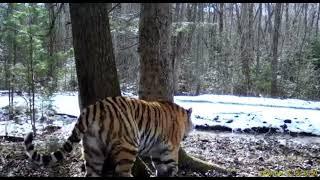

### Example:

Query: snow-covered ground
xmin=0 ymin=92 xmax=320 ymax=137
xmin=175 ymin=95 xmax=320 ymax=136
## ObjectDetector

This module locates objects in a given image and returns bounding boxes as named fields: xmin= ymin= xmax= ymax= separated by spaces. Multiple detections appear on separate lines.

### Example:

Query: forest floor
xmin=0 ymin=91 xmax=320 ymax=177
xmin=0 ymin=128 xmax=319 ymax=177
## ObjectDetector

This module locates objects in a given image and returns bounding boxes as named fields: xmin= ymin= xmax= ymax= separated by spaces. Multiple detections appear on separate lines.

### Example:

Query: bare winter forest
xmin=1 ymin=3 xmax=320 ymax=101
xmin=0 ymin=3 xmax=319 ymax=177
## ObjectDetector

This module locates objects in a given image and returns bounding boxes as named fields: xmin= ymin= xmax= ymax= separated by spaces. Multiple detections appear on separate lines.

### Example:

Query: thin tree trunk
xmin=46 ymin=3 xmax=55 ymax=80
xmin=286 ymin=3 xmax=289 ymax=36
xmin=194 ymin=3 xmax=204 ymax=95
xmin=295 ymin=4 xmax=309 ymax=97
xmin=219 ymin=3 xmax=224 ymax=35
xmin=316 ymin=3 xmax=320 ymax=36
xmin=256 ymin=3 xmax=262 ymax=76
xmin=26 ymin=4 xmax=37 ymax=135
xmin=174 ymin=3 xmax=180 ymax=22
xmin=29 ymin=34 xmax=36 ymax=135
xmin=229 ymin=3 xmax=235 ymax=94
xmin=248 ymin=3 xmax=254 ymax=95
xmin=309 ymin=11 xmax=316 ymax=37
xmin=10 ymin=29 xmax=17 ymax=120
xmin=172 ymin=3 xmax=185 ymax=95
xmin=271 ymin=3 xmax=282 ymax=97
xmin=238 ymin=3 xmax=253 ymax=96
xmin=5 ymin=3 xmax=14 ymax=120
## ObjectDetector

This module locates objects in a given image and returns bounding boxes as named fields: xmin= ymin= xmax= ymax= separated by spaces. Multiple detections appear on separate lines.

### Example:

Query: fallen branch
xmin=54 ymin=113 xmax=78 ymax=119
xmin=0 ymin=135 xmax=24 ymax=142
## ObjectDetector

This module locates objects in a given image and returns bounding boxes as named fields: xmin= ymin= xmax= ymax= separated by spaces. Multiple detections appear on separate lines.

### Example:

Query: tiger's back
xmin=24 ymin=96 xmax=193 ymax=177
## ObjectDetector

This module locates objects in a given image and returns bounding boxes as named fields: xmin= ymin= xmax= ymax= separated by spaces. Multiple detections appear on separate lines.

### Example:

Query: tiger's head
xmin=183 ymin=108 xmax=194 ymax=141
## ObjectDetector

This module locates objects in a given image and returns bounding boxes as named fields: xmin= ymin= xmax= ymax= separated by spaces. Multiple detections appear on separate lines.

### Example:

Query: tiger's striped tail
xmin=24 ymin=106 xmax=92 ymax=166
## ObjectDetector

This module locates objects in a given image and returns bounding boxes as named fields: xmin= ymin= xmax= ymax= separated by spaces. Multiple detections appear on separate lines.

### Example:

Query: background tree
xmin=271 ymin=3 xmax=282 ymax=97
xmin=2 ymin=3 xmax=320 ymax=104
xmin=138 ymin=3 xmax=174 ymax=102
xmin=138 ymin=3 xmax=232 ymax=175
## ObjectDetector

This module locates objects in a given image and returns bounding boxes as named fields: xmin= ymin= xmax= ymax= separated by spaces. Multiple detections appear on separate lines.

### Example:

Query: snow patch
xmin=0 ymin=92 xmax=320 ymax=137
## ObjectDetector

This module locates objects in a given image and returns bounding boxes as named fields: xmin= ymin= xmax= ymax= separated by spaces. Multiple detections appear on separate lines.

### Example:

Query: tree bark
xmin=271 ymin=3 xmax=282 ymax=97
xmin=69 ymin=3 xmax=121 ymax=109
xmin=138 ymin=3 xmax=233 ymax=176
xmin=285 ymin=3 xmax=290 ymax=42
xmin=138 ymin=3 xmax=174 ymax=102
xmin=172 ymin=3 xmax=185 ymax=95
xmin=194 ymin=3 xmax=205 ymax=96
xmin=219 ymin=3 xmax=224 ymax=36
xmin=295 ymin=4 xmax=309 ymax=96
xmin=238 ymin=3 xmax=254 ymax=96
xmin=5 ymin=3 xmax=14 ymax=120
xmin=316 ymin=3 xmax=320 ymax=37
xmin=256 ymin=3 xmax=262 ymax=76
xmin=69 ymin=3 xmax=151 ymax=177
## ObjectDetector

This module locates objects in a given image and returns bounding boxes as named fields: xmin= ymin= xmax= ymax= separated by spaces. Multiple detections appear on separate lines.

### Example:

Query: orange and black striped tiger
xmin=24 ymin=96 xmax=194 ymax=177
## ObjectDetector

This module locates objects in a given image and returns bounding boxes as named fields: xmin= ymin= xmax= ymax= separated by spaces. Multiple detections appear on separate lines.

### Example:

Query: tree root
xmin=178 ymin=148 xmax=236 ymax=175
xmin=132 ymin=148 xmax=236 ymax=177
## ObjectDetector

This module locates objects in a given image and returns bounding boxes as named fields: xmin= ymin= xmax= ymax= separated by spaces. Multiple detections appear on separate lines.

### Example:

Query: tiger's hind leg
xmin=111 ymin=142 xmax=139 ymax=177
xmin=151 ymin=146 xmax=179 ymax=177
xmin=82 ymin=135 xmax=105 ymax=177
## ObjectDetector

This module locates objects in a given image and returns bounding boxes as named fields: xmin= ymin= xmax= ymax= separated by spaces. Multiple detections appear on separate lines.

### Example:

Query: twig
xmin=108 ymin=3 xmax=120 ymax=14
xmin=119 ymin=42 xmax=139 ymax=51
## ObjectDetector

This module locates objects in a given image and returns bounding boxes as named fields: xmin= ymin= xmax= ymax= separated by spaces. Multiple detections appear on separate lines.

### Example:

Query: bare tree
xmin=316 ymin=3 xmax=320 ymax=36
xmin=219 ymin=3 xmax=224 ymax=35
xmin=256 ymin=3 xmax=262 ymax=76
xmin=138 ymin=3 xmax=173 ymax=102
xmin=237 ymin=3 xmax=254 ymax=95
xmin=138 ymin=3 xmax=232 ymax=176
xmin=271 ymin=3 xmax=282 ymax=97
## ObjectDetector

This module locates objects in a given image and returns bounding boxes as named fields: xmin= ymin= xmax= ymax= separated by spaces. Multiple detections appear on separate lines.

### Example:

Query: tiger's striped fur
xmin=24 ymin=96 xmax=194 ymax=177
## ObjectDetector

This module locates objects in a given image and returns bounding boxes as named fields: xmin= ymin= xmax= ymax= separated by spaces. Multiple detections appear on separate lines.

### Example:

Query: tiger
xmin=24 ymin=96 xmax=194 ymax=177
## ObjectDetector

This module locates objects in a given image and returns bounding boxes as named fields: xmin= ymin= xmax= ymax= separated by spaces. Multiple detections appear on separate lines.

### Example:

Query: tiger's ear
xmin=186 ymin=108 xmax=192 ymax=115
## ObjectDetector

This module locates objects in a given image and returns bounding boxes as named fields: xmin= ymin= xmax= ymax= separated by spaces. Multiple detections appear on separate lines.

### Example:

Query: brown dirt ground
xmin=0 ymin=130 xmax=319 ymax=177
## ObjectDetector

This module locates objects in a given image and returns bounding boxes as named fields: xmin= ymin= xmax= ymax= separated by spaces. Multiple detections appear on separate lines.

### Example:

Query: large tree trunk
xmin=69 ymin=3 xmax=121 ymax=109
xmin=69 ymin=3 xmax=150 ymax=177
xmin=138 ymin=3 xmax=233 ymax=176
xmin=138 ymin=3 xmax=174 ymax=102
xmin=271 ymin=3 xmax=282 ymax=97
